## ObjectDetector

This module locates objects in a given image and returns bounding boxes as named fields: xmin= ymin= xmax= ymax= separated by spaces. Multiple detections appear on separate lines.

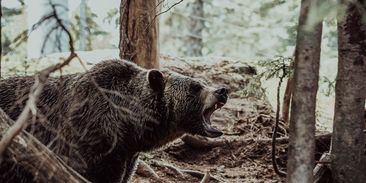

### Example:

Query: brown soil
xmin=131 ymin=57 xmax=289 ymax=183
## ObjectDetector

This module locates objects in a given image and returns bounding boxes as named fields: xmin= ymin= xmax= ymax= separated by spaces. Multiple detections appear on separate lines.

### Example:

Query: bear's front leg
xmin=85 ymin=153 xmax=127 ymax=183
xmin=121 ymin=153 xmax=139 ymax=183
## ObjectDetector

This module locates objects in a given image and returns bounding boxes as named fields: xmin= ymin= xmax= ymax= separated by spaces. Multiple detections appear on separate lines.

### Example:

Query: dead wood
xmin=180 ymin=169 xmax=222 ymax=182
xmin=0 ymin=3 xmax=78 ymax=159
xmin=135 ymin=160 xmax=161 ymax=181
xmin=0 ymin=108 xmax=89 ymax=183
xmin=200 ymin=171 xmax=211 ymax=183
xmin=150 ymin=159 xmax=185 ymax=177
xmin=182 ymin=132 xmax=335 ymax=149
xmin=181 ymin=135 xmax=228 ymax=149
xmin=150 ymin=159 xmax=222 ymax=182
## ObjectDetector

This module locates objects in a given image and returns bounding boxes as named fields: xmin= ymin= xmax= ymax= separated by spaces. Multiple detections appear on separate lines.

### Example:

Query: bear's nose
xmin=215 ymin=87 xmax=228 ymax=96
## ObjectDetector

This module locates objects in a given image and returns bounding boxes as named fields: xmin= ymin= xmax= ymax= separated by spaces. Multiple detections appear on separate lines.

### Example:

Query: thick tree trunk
xmin=184 ymin=0 xmax=204 ymax=56
xmin=119 ymin=0 xmax=159 ymax=69
xmin=0 ymin=0 xmax=2 ymax=79
xmin=286 ymin=0 xmax=322 ymax=182
xmin=0 ymin=108 xmax=89 ymax=183
xmin=331 ymin=1 xmax=366 ymax=182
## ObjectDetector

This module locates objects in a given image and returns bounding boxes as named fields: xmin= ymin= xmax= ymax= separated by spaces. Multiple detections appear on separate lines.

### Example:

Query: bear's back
xmin=0 ymin=75 xmax=75 ymax=121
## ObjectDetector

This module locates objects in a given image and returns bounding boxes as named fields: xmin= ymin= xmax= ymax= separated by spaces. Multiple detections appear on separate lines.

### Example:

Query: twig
xmin=0 ymin=53 xmax=76 ymax=161
xmin=135 ymin=160 xmax=160 ymax=181
xmin=151 ymin=160 xmax=185 ymax=177
xmin=41 ymin=26 xmax=60 ymax=54
xmin=181 ymin=169 xmax=221 ymax=182
xmin=0 ymin=2 xmax=77 ymax=160
xmin=151 ymin=160 xmax=222 ymax=182
xmin=0 ymin=109 xmax=89 ymax=182
xmin=200 ymin=171 xmax=211 ymax=183
xmin=145 ymin=0 xmax=184 ymax=31
xmin=155 ymin=0 xmax=183 ymax=18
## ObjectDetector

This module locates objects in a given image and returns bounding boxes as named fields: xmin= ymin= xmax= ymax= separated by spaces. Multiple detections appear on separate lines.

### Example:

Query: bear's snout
xmin=214 ymin=87 xmax=228 ymax=104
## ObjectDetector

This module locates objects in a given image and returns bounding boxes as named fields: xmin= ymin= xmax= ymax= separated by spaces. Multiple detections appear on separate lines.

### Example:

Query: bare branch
xmin=200 ymin=171 xmax=211 ymax=183
xmin=0 ymin=109 xmax=89 ymax=182
xmin=145 ymin=0 xmax=184 ymax=31
xmin=0 ymin=1 xmax=77 ymax=160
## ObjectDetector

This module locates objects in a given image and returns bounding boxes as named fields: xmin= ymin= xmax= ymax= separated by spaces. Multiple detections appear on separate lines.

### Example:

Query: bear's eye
xmin=190 ymin=83 xmax=203 ymax=93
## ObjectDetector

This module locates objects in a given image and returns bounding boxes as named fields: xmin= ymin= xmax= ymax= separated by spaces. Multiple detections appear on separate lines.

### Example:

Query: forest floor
xmin=3 ymin=53 xmax=331 ymax=182
xmin=131 ymin=56 xmax=290 ymax=183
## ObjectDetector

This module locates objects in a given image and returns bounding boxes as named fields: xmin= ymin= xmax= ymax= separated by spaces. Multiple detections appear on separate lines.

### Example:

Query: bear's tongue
xmin=203 ymin=122 xmax=223 ymax=138
xmin=202 ymin=103 xmax=224 ymax=138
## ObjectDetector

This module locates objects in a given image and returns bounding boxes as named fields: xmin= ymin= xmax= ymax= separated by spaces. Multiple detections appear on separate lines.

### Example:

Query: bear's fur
xmin=0 ymin=59 xmax=228 ymax=183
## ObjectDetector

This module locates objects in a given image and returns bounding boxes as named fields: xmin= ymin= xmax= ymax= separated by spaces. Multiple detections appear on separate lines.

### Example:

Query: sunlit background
xmin=1 ymin=0 xmax=340 ymax=130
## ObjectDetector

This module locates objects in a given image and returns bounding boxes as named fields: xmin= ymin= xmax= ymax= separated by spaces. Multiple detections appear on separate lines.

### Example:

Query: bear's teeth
xmin=215 ymin=104 xmax=218 ymax=109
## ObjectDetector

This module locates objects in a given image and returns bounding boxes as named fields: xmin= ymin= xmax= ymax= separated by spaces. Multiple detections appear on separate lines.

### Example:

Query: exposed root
xmin=135 ymin=160 xmax=160 ymax=181
xmin=181 ymin=135 xmax=228 ymax=149
xmin=151 ymin=159 xmax=222 ymax=182
xmin=199 ymin=171 xmax=211 ymax=183
xmin=151 ymin=160 xmax=185 ymax=177
xmin=181 ymin=169 xmax=222 ymax=182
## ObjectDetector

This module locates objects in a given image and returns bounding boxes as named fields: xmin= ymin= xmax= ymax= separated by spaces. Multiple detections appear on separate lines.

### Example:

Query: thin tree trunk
xmin=286 ymin=0 xmax=322 ymax=182
xmin=79 ymin=0 xmax=87 ymax=51
xmin=282 ymin=71 xmax=293 ymax=124
xmin=184 ymin=0 xmax=204 ymax=56
xmin=119 ymin=0 xmax=159 ymax=69
xmin=331 ymin=1 xmax=366 ymax=182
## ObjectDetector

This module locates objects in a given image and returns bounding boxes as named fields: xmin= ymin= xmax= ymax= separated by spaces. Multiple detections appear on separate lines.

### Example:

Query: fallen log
xmin=0 ymin=108 xmax=89 ymax=183
xmin=181 ymin=135 xmax=228 ymax=149
xmin=182 ymin=132 xmax=335 ymax=149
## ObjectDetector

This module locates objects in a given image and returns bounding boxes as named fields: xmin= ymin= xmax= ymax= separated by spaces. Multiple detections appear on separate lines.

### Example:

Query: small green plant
xmin=257 ymin=56 xmax=293 ymax=80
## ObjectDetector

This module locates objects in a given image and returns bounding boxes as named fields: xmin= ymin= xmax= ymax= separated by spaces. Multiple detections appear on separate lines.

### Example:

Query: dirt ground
xmin=131 ymin=57 xmax=289 ymax=183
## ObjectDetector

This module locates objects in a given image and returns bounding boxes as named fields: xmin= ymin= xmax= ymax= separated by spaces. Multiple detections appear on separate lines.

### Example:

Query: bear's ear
xmin=148 ymin=70 xmax=165 ymax=92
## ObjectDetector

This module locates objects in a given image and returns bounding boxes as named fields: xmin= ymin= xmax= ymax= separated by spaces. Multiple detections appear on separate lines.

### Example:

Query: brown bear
xmin=0 ymin=59 xmax=228 ymax=183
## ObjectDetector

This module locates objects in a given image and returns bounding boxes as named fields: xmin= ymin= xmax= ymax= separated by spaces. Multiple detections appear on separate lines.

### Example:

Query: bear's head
xmin=147 ymin=69 xmax=228 ymax=138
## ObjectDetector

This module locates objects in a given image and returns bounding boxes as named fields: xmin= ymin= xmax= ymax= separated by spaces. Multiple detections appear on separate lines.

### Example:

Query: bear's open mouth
xmin=202 ymin=101 xmax=226 ymax=138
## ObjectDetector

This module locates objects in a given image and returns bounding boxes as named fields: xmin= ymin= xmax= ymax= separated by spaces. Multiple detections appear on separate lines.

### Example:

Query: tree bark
xmin=286 ymin=0 xmax=322 ymax=182
xmin=184 ymin=0 xmax=204 ymax=56
xmin=0 ymin=0 xmax=2 ymax=79
xmin=331 ymin=1 xmax=366 ymax=182
xmin=119 ymin=0 xmax=159 ymax=69
xmin=282 ymin=71 xmax=293 ymax=124
xmin=0 ymin=108 xmax=89 ymax=183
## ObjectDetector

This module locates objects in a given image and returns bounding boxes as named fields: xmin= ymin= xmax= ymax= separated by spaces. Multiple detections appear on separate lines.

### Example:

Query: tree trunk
xmin=119 ymin=0 xmax=159 ymax=69
xmin=0 ymin=108 xmax=89 ymax=183
xmin=286 ymin=0 xmax=322 ymax=182
xmin=184 ymin=0 xmax=204 ymax=56
xmin=331 ymin=1 xmax=366 ymax=182
xmin=26 ymin=0 xmax=69 ymax=58
xmin=0 ymin=0 xmax=2 ymax=79
xmin=282 ymin=70 xmax=293 ymax=124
